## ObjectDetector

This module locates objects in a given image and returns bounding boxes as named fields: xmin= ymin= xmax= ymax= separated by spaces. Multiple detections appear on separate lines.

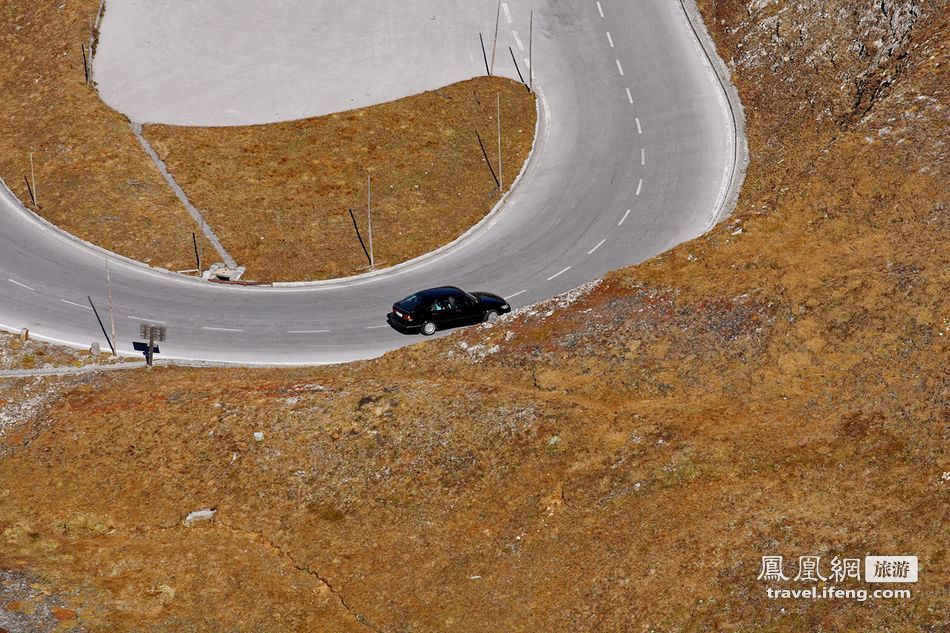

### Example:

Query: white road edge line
xmin=626 ymin=87 xmax=634 ymax=104
xmin=287 ymin=329 xmax=330 ymax=334
xmin=636 ymin=117 xmax=642 ymax=134
xmin=202 ymin=326 xmax=243 ymax=332
xmin=588 ymin=239 xmax=607 ymax=255
xmin=128 ymin=315 xmax=167 ymax=324
xmin=618 ymin=209 xmax=632 ymax=225
xmin=636 ymin=178 xmax=643 ymax=195
xmin=8 ymin=279 xmax=34 ymax=292
xmin=615 ymin=59 xmax=625 ymax=76
xmin=547 ymin=266 xmax=571 ymax=281
xmin=596 ymin=1 xmax=604 ymax=18
xmin=61 ymin=299 xmax=92 ymax=310
xmin=606 ymin=31 xmax=614 ymax=47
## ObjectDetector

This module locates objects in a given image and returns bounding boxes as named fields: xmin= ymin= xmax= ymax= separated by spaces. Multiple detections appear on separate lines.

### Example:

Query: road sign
xmin=138 ymin=323 xmax=167 ymax=366
xmin=139 ymin=323 xmax=166 ymax=342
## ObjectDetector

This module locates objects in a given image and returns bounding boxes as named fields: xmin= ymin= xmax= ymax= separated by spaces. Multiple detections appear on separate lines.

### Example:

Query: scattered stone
xmin=90 ymin=342 xmax=100 ymax=357
xmin=18 ymin=328 xmax=28 ymax=342
xmin=253 ymin=431 xmax=264 ymax=441
xmin=183 ymin=509 xmax=216 ymax=526
xmin=202 ymin=263 xmax=246 ymax=281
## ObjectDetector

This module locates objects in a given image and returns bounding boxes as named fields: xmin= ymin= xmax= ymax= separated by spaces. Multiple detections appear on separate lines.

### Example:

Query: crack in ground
xmin=141 ymin=518 xmax=381 ymax=632
xmin=214 ymin=520 xmax=382 ymax=632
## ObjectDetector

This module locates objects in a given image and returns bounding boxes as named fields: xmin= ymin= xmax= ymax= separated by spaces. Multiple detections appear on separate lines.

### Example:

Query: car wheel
xmin=483 ymin=310 xmax=499 ymax=324
xmin=421 ymin=321 xmax=437 ymax=336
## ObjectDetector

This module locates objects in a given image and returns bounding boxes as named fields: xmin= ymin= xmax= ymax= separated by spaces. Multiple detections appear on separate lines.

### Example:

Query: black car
xmin=388 ymin=286 xmax=511 ymax=335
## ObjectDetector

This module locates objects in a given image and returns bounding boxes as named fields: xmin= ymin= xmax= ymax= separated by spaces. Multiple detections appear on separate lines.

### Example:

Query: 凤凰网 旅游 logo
xmin=757 ymin=555 xmax=917 ymax=602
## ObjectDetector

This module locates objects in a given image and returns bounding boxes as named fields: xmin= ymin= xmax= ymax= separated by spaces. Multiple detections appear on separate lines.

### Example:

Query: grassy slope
xmin=145 ymin=78 xmax=535 ymax=282
xmin=1 ymin=0 xmax=947 ymax=631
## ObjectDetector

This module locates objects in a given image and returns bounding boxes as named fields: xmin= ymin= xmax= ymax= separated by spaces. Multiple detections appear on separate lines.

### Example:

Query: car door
xmin=441 ymin=295 xmax=469 ymax=328
xmin=455 ymin=292 xmax=483 ymax=326
xmin=428 ymin=296 xmax=453 ymax=327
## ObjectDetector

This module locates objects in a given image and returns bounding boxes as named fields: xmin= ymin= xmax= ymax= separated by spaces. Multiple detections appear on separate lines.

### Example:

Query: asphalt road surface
xmin=0 ymin=0 xmax=745 ymax=364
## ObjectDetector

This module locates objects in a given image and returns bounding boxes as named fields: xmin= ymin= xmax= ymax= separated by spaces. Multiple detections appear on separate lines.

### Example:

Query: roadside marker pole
xmin=199 ymin=218 xmax=205 ymax=270
xmin=106 ymin=259 xmax=116 ymax=354
xmin=192 ymin=232 xmax=201 ymax=270
xmin=81 ymin=44 xmax=89 ymax=84
xmin=23 ymin=176 xmax=36 ymax=207
xmin=367 ymin=174 xmax=374 ymax=270
xmin=497 ymin=93 xmax=503 ymax=191
xmin=348 ymin=208 xmax=372 ymax=266
xmin=529 ymin=11 xmax=534 ymax=92
xmin=475 ymin=128 xmax=500 ymax=189
xmin=29 ymin=152 xmax=36 ymax=207
xmin=509 ymin=46 xmax=529 ymax=90
xmin=88 ymin=295 xmax=116 ymax=356
xmin=490 ymin=0 xmax=502 ymax=76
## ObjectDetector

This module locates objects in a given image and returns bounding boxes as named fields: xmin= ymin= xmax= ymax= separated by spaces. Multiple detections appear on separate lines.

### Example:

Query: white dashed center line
xmin=606 ymin=31 xmax=614 ymax=47
xmin=512 ymin=30 xmax=525 ymax=51
xmin=625 ymin=87 xmax=634 ymax=104
xmin=588 ymin=239 xmax=607 ymax=254
xmin=636 ymin=178 xmax=643 ymax=195
xmin=128 ymin=315 xmax=167 ymax=324
xmin=641 ymin=147 xmax=646 ymax=165
xmin=287 ymin=329 xmax=330 ymax=334
xmin=61 ymin=298 xmax=92 ymax=310
xmin=502 ymin=2 xmax=513 ymax=23
xmin=365 ymin=325 xmax=389 ymax=330
xmin=618 ymin=208 xmax=632 ymax=226
xmin=636 ymin=117 xmax=642 ymax=134
xmin=596 ymin=1 xmax=604 ymax=18
xmin=203 ymin=326 xmax=243 ymax=332
xmin=507 ymin=289 xmax=528 ymax=299
xmin=547 ymin=266 xmax=572 ymax=281
xmin=8 ymin=279 xmax=34 ymax=292
xmin=615 ymin=59 xmax=625 ymax=76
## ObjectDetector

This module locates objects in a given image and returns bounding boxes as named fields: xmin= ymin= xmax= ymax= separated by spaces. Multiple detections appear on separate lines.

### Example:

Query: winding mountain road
xmin=0 ymin=0 xmax=744 ymax=364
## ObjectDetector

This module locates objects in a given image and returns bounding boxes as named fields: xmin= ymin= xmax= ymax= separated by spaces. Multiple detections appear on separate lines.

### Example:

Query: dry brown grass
xmin=144 ymin=77 xmax=536 ymax=281
xmin=0 ymin=0 xmax=215 ymax=272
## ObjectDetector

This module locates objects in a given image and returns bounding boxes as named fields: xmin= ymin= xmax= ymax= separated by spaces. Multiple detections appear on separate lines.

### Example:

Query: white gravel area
xmin=94 ymin=0 xmax=521 ymax=126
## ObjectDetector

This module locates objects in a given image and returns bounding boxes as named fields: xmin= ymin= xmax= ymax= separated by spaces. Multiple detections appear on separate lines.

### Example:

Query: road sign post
xmin=138 ymin=323 xmax=166 ymax=366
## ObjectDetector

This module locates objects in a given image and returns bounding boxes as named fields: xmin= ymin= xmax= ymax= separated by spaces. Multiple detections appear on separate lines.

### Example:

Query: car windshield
xmin=397 ymin=294 xmax=422 ymax=311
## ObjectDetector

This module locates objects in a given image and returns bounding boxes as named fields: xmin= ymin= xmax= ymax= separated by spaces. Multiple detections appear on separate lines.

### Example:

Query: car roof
xmin=416 ymin=286 xmax=464 ymax=298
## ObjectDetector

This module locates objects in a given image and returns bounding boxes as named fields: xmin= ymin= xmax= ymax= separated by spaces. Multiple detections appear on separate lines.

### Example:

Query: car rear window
xmin=397 ymin=294 xmax=422 ymax=311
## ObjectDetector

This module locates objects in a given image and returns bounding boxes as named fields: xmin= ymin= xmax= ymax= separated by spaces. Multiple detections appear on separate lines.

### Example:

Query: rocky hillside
xmin=1 ymin=1 xmax=947 ymax=631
